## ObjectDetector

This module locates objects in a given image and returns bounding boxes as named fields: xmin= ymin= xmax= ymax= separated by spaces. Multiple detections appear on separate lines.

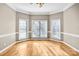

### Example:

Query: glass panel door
xmin=19 ymin=19 xmax=29 ymax=40
xmin=32 ymin=20 xmax=47 ymax=39
xmin=51 ymin=19 xmax=61 ymax=39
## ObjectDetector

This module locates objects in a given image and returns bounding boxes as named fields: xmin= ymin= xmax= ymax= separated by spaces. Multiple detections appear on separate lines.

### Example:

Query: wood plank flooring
xmin=1 ymin=40 xmax=79 ymax=56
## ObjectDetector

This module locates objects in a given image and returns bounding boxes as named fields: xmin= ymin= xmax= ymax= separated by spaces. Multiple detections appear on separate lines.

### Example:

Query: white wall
xmin=63 ymin=4 xmax=79 ymax=50
xmin=0 ymin=4 xmax=16 ymax=51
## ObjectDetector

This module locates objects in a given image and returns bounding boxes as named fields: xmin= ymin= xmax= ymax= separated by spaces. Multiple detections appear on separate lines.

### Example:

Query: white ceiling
xmin=6 ymin=3 xmax=74 ymax=15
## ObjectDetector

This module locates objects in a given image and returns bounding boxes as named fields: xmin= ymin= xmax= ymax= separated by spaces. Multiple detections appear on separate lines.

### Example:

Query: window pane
xmin=32 ymin=20 xmax=47 ymax=38
xmin=19 ymin=19 xmax=29 ymax=40
xmin=40 ymin=20 xmax=47 ymax=38
xmin=32 ymin=20 xmax=39 ymax=38
xmin=51 ymin=19 xmax=61 ymax=39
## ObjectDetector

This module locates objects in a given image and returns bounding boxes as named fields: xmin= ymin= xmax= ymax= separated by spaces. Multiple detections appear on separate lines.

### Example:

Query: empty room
xmin=0 ymin=3 xmax=79 ymax=56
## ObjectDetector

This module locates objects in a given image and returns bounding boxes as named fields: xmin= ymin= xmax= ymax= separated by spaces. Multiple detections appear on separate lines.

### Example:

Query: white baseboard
xmin=0 ymin=42 xmax=16 ymax=54
xmin=50 ymin=39 xmax=79 ymax=52
xmin=62 ymin=41 xmax=79 ymax=52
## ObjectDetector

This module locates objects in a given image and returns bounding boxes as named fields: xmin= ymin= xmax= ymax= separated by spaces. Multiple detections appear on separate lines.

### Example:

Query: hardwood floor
xmin=1 ymin=40 xmax=79 ymax=56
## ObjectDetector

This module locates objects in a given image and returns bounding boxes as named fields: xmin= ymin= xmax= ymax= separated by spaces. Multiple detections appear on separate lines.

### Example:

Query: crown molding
xmin=49 ymin=9 xmax=63 ymax=15
xmin=6 ymin=3 xmax=75 ymax=15
xmin=49 ymin=3 xmax=75 ymax=15
xmin=63 ymin=3 xmax=75 ymax=11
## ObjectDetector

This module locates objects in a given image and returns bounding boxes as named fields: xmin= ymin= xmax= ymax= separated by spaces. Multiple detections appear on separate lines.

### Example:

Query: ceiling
xmin=6 ymin=3 xmax=74 ymax=15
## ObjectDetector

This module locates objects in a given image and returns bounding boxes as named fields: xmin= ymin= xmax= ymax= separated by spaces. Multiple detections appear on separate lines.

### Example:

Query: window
xmin=32 ymin=20 xmax=47 ymax=38
xmin=19 ymin=19 xmax=29 ymax=40
xmin=51 ymin=19 xmax=61 ymax=39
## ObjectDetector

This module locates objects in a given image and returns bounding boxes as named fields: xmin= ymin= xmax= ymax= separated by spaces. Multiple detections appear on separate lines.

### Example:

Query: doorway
xmin=31 ymin=20 xmax=48 ymax=40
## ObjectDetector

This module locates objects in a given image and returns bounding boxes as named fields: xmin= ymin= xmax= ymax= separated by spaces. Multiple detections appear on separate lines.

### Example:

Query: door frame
xmin=30 ymin=19 xmax=48 ymax=40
